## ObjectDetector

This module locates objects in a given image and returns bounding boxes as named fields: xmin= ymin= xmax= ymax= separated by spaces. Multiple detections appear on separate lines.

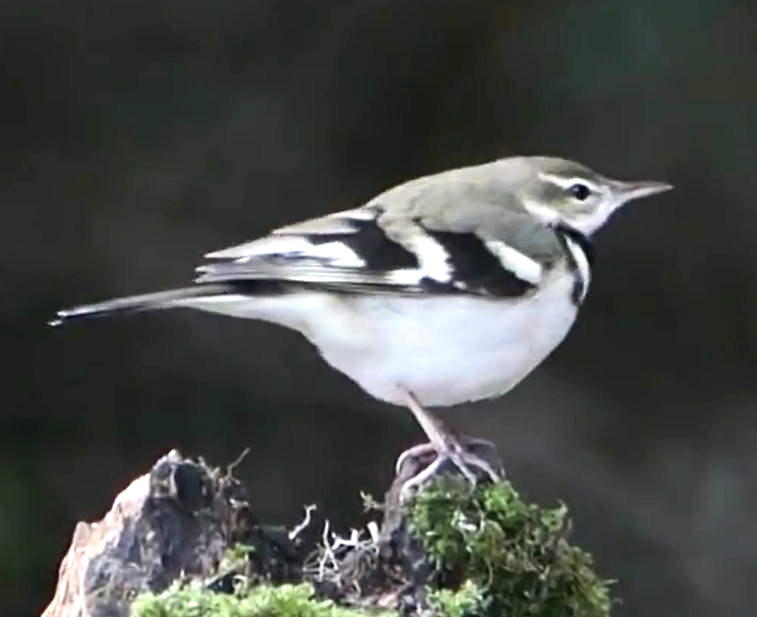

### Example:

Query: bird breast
xmin=308 ymin=263 xmax=581 ymax=407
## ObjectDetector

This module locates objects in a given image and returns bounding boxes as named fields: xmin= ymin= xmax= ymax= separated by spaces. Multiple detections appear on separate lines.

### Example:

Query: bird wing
xmin=195 ymin=181 xmax=569 ymax=297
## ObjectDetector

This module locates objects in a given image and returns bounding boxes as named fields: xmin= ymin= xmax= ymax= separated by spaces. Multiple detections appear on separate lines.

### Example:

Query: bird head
xmin=505 ymin=157 xmax=673 ymax=235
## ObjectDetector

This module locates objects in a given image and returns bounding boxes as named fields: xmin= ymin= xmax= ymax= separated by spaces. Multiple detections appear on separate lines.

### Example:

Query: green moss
xmin=409 ymin=477 xmax=613 ymax=617
xmin=130 ymin=477 xmax=612 ymax=617
xmin=426 ymin=579 xmax=488 ymax=617
xmin=218 ymin=543 xmax=255 ymax=574
xmin=131 ymin=582 xmax=398 ymax=617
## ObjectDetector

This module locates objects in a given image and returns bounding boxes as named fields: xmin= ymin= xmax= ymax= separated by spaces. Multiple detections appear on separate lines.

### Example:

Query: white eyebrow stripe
xmin=537 ymin=172 xmax=600 ymax=193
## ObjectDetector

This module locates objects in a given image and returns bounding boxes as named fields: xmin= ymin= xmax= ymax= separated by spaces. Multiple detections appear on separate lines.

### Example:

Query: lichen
xmin=409 ymin=476 xmax=614 ymax=617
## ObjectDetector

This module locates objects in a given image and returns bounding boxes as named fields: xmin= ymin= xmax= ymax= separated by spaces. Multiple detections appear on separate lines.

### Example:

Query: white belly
xmin=179 ymin=267 xmax=580 ymax=407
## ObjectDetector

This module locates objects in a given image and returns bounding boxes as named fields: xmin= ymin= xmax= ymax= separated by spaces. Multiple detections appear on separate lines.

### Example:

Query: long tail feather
xmin=48 ymin=284 xmax=238 ymax=326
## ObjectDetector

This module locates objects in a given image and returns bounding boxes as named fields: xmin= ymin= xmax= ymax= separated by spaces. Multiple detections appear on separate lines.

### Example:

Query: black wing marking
xmin=305 ymin=217 xmax=418 ymax=271
xmin=419 ymin=229 xmax=534 ymax=297
xmin=196 ymin=215 xmax=548 ymax=299
xmin=195 ymin=214 xmax=423 ymax=289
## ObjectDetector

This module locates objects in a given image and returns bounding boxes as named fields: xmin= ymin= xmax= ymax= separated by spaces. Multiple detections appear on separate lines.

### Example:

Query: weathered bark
xmin=41 ymin=449 xmax=300 ymax=617
xmin=40 ymin=447 xmax=474 ymax=617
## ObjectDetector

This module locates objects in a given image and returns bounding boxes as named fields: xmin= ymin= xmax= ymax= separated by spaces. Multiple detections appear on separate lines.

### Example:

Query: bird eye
xmin=569 ymin=183 xmax=591 ymax=201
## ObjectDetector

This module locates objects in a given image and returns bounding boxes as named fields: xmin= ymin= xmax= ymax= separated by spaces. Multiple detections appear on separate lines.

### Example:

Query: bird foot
xmin=395 ymin=437 xmax=503 ymax=503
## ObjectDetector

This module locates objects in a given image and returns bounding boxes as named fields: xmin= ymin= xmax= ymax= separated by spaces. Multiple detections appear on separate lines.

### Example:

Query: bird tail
xmin=48 ymin=283 xmax=239 ymax=326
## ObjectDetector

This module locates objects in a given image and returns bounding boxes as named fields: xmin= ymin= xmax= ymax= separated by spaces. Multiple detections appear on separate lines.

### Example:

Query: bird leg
xmin=396 ymin=389 xmax=502 ymax=502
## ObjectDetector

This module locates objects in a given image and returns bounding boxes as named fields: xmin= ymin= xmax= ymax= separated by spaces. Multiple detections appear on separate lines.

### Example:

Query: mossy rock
xmin=130 ymin=476 xmax=613 ymax=617
xmin=411 ymin=477 xmax=613 ymax=617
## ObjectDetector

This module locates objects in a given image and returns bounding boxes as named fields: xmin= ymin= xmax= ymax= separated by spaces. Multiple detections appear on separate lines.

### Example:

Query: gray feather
xmin=195 ymin=174 xmax=569 ymax=297
xmin=49 ymin=284 xmax=238 ymax=326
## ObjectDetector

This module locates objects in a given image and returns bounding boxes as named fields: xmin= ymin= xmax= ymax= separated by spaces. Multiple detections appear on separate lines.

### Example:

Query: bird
xmin=50 ymin=156 xmax=672 ymax=497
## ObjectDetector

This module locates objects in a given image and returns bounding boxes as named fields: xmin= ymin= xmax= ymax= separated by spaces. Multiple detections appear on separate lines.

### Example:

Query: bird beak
xmin=615 ymin=180 xmax=674 ymax=201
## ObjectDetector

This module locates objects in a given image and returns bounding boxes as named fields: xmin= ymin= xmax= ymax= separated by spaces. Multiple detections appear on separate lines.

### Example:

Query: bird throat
xmin=555 ymin=225 xmax=594 ymax=305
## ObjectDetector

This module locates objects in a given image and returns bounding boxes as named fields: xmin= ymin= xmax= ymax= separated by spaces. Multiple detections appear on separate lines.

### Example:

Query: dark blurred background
xmin=2 ymin=0 xmax=756 ymax=615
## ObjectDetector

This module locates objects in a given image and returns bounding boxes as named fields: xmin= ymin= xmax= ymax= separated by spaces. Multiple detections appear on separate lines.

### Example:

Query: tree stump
xmin=42 ymin=447 xmax=612 ymax=617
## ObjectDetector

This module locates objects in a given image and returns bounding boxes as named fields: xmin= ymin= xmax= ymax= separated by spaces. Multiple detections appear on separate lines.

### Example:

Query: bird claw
xmin=394 ymin=437 xmax=499 ymax=475
xmin=396 ymin=440 xmax=502 ymax=503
